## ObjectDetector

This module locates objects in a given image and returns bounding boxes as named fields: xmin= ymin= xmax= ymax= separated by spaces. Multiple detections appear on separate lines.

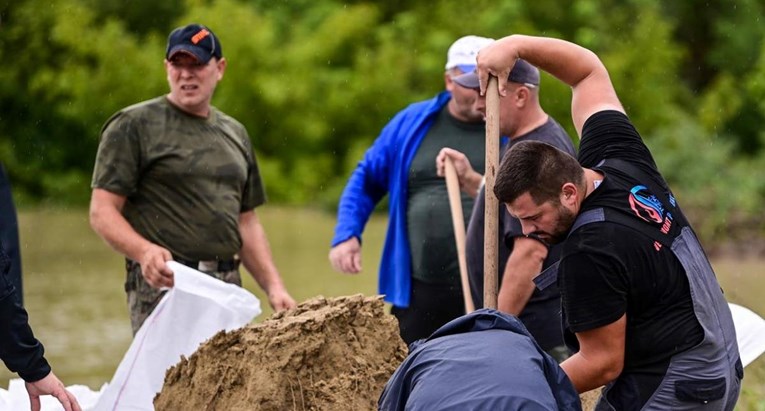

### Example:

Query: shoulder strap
xmin=534 ymin=159 xmax=680 ymax=291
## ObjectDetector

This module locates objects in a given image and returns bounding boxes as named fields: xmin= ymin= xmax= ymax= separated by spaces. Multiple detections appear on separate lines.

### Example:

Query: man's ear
xmin=560 ymin=182 xmax=578 ymax=207
xmin=515 ymin=86 xmax=530 ymax=107
xmin=444 ymin=71 xmax=456 ymax=92
xmin=216 ymin=57 xmax=228 ymax=80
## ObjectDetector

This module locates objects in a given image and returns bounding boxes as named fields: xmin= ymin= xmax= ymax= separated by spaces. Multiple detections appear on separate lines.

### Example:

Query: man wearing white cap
xmin=330 ymin=35 xmax=493 ymax=344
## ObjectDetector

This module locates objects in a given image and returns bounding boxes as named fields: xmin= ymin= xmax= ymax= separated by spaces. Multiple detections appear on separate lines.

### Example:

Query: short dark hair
xmin=494 ymin=141 xmax=584 ymax=205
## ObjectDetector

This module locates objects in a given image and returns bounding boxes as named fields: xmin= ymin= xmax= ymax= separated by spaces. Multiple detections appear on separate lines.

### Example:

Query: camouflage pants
xmin=125 ymin=259 xmax=242 ymax=335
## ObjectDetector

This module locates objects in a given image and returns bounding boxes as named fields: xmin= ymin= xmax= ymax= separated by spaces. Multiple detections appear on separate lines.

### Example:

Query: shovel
xmin=444 ymin=156 xmax=475 ymax=313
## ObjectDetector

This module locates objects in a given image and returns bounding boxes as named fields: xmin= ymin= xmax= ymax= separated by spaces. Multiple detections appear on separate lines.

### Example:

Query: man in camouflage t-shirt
xmin=90 ymin=23 xmax=295 ymax=334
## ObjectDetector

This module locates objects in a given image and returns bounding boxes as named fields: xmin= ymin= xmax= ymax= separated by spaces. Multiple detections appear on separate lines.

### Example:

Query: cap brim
xmin=452 ymin=71 xmax=480 ymax=90
xmin=456 ymin=64 xmax=476 ymax=74
xmin=167 ymin=45 xmax=212 ymax=63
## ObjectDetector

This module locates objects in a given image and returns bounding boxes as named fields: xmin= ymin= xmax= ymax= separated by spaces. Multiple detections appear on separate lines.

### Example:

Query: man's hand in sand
xmin=329 ymin=237 xmax=362 ymax=274
xmin=267 ymin=286 xmax=297 ymax=312
xmin=435 ymin=147 xmax=484 ymax=198
xmin=25 ymin=372 xmax=81 ymax=411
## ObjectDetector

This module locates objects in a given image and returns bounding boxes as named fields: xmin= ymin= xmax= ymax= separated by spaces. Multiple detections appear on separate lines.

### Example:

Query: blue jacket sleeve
xmin=0 ymin=241 xmax=51 ymax=382
xmin=332 ymin=110 xmax=409 ymax=246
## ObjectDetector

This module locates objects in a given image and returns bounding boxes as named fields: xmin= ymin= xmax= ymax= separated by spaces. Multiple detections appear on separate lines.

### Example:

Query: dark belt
xmin=173 ymin=257 xmax=240 ymax=272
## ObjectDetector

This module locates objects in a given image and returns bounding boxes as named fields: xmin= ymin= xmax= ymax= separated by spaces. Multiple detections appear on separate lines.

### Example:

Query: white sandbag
xmin=0 ymin=379 xmax=106 ymax=411
xmin=729 ymin=303 xmax=765 ymax=367
xmin=92 ymin=261 xmax=260 ymax=411
xmin=1 ymin=298 xmax=762 ymax=410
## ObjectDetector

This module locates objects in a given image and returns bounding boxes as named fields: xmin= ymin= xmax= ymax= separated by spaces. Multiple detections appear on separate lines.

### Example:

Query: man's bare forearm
xmin=89 ymin=188 xmax=154 ymax=261
xmin=478 ymin=35 xmax=622 ymax=134
xmin=497 ymin=236 xmax=547 ymax=315
xmin=239 ymin=210 xmax=286 ymax=293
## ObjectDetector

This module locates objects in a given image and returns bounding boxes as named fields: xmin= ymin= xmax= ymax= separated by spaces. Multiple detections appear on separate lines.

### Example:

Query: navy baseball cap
xmin=166 ymin=24 xmax=223 ymax=63
xmin=453 ymin=59 xmax=540 ymax=89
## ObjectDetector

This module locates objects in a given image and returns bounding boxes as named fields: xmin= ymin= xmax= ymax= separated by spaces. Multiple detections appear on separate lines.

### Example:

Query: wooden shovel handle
xmin=444 ymin=156 xmax=475 ymax=313
xmin=483 ymin=76 xmax=500 ymax=309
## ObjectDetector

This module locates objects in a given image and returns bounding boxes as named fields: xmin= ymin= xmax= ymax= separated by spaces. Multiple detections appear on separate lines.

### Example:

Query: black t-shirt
xmin=561 ymin=110 xmax=704 ymax=408
xmin=465 ymin=117 xmax=575 ymax=351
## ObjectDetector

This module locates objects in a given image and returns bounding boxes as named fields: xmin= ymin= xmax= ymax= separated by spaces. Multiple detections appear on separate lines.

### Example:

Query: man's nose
xmin=520 ymin=221 xmax=535 ymax=236
xmin=475 ymin=93 xmax=486 ymax=112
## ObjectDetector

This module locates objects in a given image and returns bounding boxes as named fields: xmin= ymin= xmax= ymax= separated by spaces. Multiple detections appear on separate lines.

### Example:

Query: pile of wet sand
xmin=154 ymin=293 xmax=601 ymax=410
xmin=154 ymin=294 xmax=407 ymax=411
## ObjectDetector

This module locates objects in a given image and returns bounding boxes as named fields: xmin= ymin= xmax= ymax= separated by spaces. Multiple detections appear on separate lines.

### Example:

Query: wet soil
xmin=154 ymin=294 xmax=407 ymax=411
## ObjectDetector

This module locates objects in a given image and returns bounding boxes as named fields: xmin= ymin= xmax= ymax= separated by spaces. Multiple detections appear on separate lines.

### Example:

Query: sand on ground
xmin=154 ymin=294 xmax=407 ymax=411
xmin=155 ymin=293 xmax=601 ymax=410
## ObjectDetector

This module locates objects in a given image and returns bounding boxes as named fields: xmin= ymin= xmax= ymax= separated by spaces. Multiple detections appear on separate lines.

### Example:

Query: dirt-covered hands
xmin=267 ymin=285 xmax=297 ymax=311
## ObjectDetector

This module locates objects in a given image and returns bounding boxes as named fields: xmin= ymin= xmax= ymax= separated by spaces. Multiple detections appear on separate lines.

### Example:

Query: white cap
xmin=445 ymin=35 xmax=495 ymax=72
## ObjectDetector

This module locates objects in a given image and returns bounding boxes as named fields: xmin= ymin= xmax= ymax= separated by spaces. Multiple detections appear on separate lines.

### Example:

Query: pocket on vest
xmin=674 ymin=377 xmax=726 ymax=403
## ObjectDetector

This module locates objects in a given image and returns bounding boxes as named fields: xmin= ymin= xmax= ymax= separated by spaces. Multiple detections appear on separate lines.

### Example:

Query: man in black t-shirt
xmin=435 ymin=60 xmax=574 ymax=360
xmin=477 ymin=35 xmax=741 ymax=410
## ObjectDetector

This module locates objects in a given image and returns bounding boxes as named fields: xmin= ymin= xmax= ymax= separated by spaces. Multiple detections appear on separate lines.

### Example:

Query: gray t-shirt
xmin=465 ymin=117 xmax=575 ymax=350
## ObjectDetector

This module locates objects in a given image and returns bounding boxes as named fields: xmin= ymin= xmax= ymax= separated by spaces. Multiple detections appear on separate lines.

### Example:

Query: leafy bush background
xmin=2 ymin=0 xmax=764 ymax=248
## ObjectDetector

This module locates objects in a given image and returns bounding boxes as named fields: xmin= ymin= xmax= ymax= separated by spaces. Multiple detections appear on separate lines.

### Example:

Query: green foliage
xmin=598 ymin=5 xmax=686 ymax=134
xmin=0 ymin=0 xmax=167 ymax=204
xmin=648 ymin=114 xmax=761 ymax=244
xmin=82 ymin=0 xmax=184 ymax=35
xmin=1 ymin=0 xmax=764 ymax=244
